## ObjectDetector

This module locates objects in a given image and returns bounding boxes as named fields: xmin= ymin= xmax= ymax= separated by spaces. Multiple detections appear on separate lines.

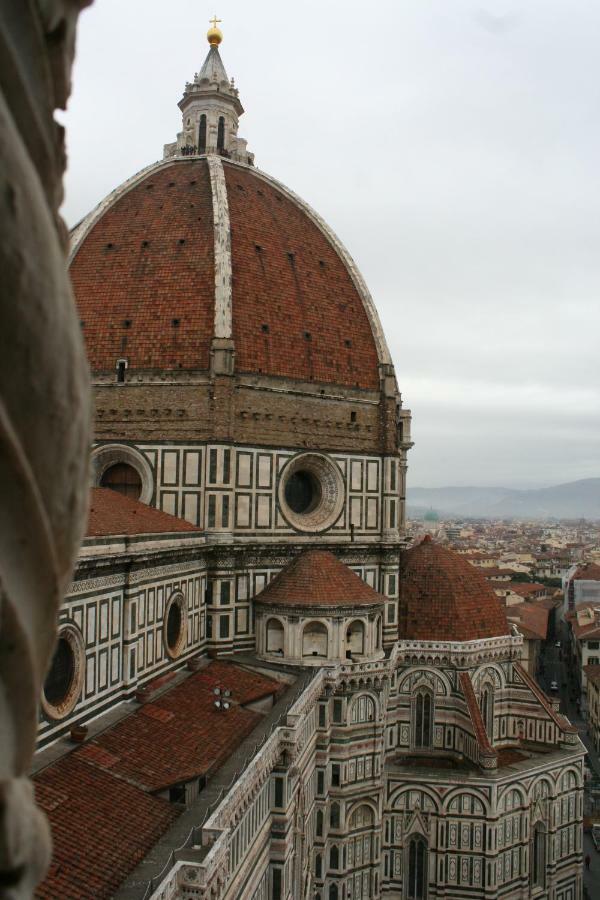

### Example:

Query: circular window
xmin=284 ymin=470 xmax=322 ymax=514
xmin=41 ymin=625 xmax=84 ymax=720
xmin=278 ymin=453 xmax=344 ymax=533
xmin=91 ymin=444 xmax=154 ymax=504
xmin=164 ymin=593 xmax=186 ymax=659
xmin=100 ymin=462 xmax=142 ymax=500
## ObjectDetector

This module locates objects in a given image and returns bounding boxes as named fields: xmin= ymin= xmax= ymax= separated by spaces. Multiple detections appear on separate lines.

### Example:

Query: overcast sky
xmin=62 ymin=0 xmax=600 ymax=489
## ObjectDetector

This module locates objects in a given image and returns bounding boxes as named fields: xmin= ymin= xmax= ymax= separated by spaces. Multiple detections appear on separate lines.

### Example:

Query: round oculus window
xmin=278 ymin=453 xmax=344 ymax=533
xmin=41 ymin=625 xmax=84 ymax=721
xmin=164 ymin=593 xmax=186 ymax=659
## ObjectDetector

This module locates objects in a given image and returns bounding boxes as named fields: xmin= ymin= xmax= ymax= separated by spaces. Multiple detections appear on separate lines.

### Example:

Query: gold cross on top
xmin=209 ymin=15 xmax=222 ymax=29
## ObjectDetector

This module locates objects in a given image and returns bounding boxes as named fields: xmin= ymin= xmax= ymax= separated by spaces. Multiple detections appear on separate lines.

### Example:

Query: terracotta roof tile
xmin=71 ymin=158 xmax=381 ymax=388
xmin=89 ymin=661 xmax=282 ymax=792
xmin=572 ymin=563 xmax=600 ymax=581
xmin=254 ymin=550 xmax=386 ymax=608
xmin=33 ymin=661 xmax=283 ymax=898
xmin=223 ymin=163 xmax=379 ymax=389
xmin=86 ymin=488 xmax=200 ymax=537
xmin=34 ymin=755 xmax=179 ymax=900
xmin=71 ymin=160 xmax=215 ymax=372
xmin=398 ymin=536 xmax=510 ymax=642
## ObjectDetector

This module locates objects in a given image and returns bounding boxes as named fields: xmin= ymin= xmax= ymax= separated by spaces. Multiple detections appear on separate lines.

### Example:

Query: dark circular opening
xmin=285 ymin=470 xmax=322 ymax=514
xmin=100 ymin=463 xmax=142 ymax=500
xmin=166 ymin=601 xmax=183 ymax=652
xmin=44 ymin=637 xmax=75 ymax=707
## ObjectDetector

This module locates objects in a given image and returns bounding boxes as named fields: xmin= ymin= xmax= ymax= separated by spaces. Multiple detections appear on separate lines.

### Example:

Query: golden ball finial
xmin=207 ymin=14 xmax=223 ymax=46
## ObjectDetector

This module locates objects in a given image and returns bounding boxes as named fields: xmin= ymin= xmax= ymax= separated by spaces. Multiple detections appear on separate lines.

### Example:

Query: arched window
xmin=531 ymin=823 xmax=546 ymax=889
xmin=349 ymin=804 xmax=374 ymax=830
xmin=100 ymin=462 xmax=142 ymax=500
xmin=266 ymin=618 xmax=284 ymax=654
xmin=315 ymin=853 xmax=322 ymax=878
xmin=407 ymin=835 xmax=427 ymax=899
xmin=351 ymin=694 xmax=376 ymax=723
xmin=316 ymin=809 xmax=323 ymax=836
xmin=346 ymin=620 xmax=365 ymax=656
xmin=217 ymin=115 xmax=225 ymax=151
xmin=413 ymin=690 xmax=433 ymax=749
xmin=330 ymin=802 xmax=340 ymax=829
xmin=328 ymin=885 xmax=338 ymax=900
xmin=480 ymin=685 xmax=494 ymax=739
xmin=302 ymin=622 xmax=328 ymax=658
xmin=329 ymin=845 xmax=339 ymax=870
xmin=198 ymin=114 xmax=207 ymax=153
xmin=375 ymin=615 xmax=383 ymax=649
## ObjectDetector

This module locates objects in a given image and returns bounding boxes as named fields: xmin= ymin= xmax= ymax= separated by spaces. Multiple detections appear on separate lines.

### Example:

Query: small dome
xmin=398 ymin=536 xmax=510 ymax=642
xmin=255 ymin=550 xmax=386 ymax=609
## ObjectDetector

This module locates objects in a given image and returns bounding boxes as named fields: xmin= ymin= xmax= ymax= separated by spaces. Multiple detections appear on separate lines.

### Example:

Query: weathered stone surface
xmin=0 ymin=1 xmax=92 ymax=894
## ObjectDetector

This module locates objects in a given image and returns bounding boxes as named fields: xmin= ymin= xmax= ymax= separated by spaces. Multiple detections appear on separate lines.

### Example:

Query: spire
xmin=163 ymin=17 xmax=254 ymax=165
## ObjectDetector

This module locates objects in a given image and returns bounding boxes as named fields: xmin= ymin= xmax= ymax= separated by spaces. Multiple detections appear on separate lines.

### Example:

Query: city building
xmin=33 ymin=21 xmax=584 ymax=900
xmin=563 ymin=562 xmax=600 ymax=618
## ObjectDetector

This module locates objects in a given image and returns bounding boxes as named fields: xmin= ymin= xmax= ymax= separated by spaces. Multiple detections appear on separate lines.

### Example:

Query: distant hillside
xmin=407 ymin=478 xmax=600 ymax=520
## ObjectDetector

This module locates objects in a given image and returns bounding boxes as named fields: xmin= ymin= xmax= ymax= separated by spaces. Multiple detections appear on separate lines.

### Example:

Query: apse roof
xmin=398 ymin=536 xmax=510 ymax=642
xmin=254 ymin=549 xmax=387 ymax=608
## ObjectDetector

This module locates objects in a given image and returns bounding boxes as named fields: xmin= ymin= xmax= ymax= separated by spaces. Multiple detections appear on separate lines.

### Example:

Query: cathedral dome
xmin=255 ymin=550 xmax=387 ymax=609
xmin=70 ymin=156 xmax=389 ymax=389
xmin=398 ymin=536 xmax=510 ymax=642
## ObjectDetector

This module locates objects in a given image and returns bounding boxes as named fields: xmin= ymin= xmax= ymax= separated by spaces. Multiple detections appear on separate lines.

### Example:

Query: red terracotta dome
xmin=398 ymin=536 xmax=510 ymax=642
xmin=254 ymin=550 xmax=386 ymax=608
xmin=70 ymin=157 xmax=389 ymax=389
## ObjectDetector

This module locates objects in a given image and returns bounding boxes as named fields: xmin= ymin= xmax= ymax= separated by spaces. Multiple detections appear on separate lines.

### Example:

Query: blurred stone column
xmin=0 ymin=1 xmax=92 ymax=895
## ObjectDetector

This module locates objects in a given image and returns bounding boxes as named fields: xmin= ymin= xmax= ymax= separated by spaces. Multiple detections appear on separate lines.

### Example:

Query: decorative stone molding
xmin=277 ymin=452 xmax=345 ymax=533
xmin=91 ymin=443 xmax=154 ymax=504
xmin=40 ymin=623 xmax=85 ymax=721
xmin=207 ymin=155 xmax=233 ymax=341
xmin=0 ymin=2 xmax=92 ymax=894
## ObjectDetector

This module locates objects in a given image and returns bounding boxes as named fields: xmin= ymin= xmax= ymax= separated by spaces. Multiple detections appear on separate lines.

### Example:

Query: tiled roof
xmin=566 ymin=604 xmax=600 ymax=640
xmin=86 ymin=488 xmax=200 ymax=537
xmin=35 ymin=755 xmax=179 ymax=900
xmin=71 ymin=160 xmax=215 ymax=372
xmin=398 ymin=536 xmax=510 ymax=642
xmin=33 ymin=661 xmax=283 ymax=898
xmin=70 ymin=158 xmax=381 ymax=388
xmin=85 ymin=661 xmax=282 ymax=791
xmin=506 ymin=601 xmax=549 ymax=641
xmin=507 ymin=582 xmax=547 ymax=598
xmin=584 ymin=664 xmax=600 ymax=687
xmin=514 ymin=662 xmax=578 ymax=735
xmin=254 ymin=550 xmax=386 ymax=608
xmin=572 ymin=563 xmax=600 ymax=582
xmin=223 ymin=163 xmax=379 ymax=389
xmin=583 ymin=665 xmax=600 ymax=688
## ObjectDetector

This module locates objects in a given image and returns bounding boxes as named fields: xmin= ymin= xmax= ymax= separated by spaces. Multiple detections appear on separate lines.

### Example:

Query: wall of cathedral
xmin=147 ymin=645 xmax=584 ymax=900
xmin=38 ymin=547 xmax=208 ymax=746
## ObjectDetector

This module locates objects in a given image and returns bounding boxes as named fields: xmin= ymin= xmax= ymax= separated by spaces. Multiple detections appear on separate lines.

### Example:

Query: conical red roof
xmin=255 ymin=550 xmax=386 ymax=608
xmin=398 ymin=536 xmax=509 ymax=642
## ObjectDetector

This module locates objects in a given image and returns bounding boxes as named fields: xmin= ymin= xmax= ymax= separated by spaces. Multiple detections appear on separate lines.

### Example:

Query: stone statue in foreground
xmin=0 ymin=1 xmax=92 ymax=894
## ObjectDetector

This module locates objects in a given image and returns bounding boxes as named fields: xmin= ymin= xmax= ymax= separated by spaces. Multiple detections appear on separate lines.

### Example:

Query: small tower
xmin=163 ymin=17 xmax=254 ymax=165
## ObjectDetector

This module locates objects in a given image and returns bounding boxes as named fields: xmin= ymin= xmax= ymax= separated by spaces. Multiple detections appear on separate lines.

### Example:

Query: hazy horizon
xmin=62 ymin=1 xmax=600 ymax=488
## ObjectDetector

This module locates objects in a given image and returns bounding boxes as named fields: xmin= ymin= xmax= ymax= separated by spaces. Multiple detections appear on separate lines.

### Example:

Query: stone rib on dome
xmin=70 ymin=156 xmax=389 ymax=388
xmin=398 ymin=536 xmax=510 ymax=642
xmin=254 ymin=550 xmax=386 ymax=608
